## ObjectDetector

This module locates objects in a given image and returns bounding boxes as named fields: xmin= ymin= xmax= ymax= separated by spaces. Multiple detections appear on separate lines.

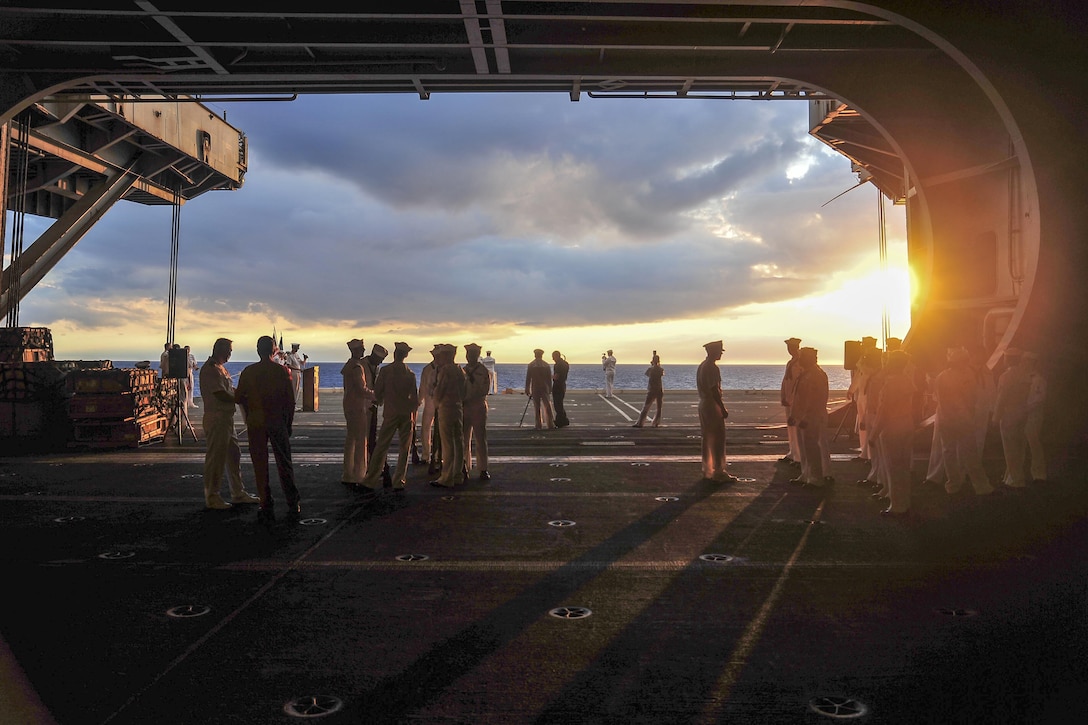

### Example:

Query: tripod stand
xmin=165 ymin=379 xmax=198 ymax=443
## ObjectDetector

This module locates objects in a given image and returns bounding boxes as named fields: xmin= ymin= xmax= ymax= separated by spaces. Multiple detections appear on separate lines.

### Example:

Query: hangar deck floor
xmin=1 ymin=390 xmax=1085 ymax=724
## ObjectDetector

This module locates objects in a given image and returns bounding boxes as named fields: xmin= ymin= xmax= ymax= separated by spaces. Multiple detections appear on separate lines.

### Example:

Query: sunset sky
xmin=11 ymin=93 xmax=909 ymax=364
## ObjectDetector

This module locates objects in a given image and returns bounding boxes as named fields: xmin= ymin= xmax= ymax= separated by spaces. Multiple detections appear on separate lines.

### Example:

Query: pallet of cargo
xmin=66 ymin=367 xmax=158 ymax=395
xmin=0 ymin=327 xmax=54 ymax=363
xmin=70 ymin=411 xmax=167 ymax=448
xmin=0 ymin=362 xmax=67 ymax=402
xmin=67 ymin=391 xmax=155 ymax=419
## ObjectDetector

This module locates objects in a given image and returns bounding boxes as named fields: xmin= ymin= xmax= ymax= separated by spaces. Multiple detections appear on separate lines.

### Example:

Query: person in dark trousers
xmin=462 ymin=343 xmax=491 ymax=480
xmin=235 ymin=335 xmax=300 ymax=524
xmin=634 ymin=351 xmax=664 ymax=427
xmin=526 ymin=348 xmax=554 ymax=430
xmin=551 ymin=350 xmax=570 ymax=428
xmin=364 ymin=343 xmax=391 ymax=486
xmin=359 ymin=341 xmax=418 ymax=494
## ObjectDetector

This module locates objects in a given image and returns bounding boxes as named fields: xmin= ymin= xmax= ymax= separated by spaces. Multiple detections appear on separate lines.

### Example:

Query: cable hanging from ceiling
xmin=5 ymin=113 xmax=32 ymax=328
xmin=877 ymin=186 xmax=890 ymax=351
xmin=165 ymin=185 xmax=181 ymax=345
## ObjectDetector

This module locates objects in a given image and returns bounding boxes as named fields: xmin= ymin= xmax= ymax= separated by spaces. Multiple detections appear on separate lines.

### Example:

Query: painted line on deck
xmin=1 ymin=489 xmax=768 ymax=505
xmin=597 ymin=393 xmax=635 ymax=421
xmin=30 ymin=452 xmax=801 ymax=465
xmin=219 ymin=558 xmax=944 ymax=573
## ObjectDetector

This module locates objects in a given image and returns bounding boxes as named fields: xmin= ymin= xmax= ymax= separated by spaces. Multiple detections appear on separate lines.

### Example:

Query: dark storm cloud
xmin=18 ymin=93 xmax=876 ymax=334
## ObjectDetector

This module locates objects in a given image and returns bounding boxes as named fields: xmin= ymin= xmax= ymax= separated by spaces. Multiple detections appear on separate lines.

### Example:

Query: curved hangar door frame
xmin=0 ymin=3 xmax=1057 ymax=376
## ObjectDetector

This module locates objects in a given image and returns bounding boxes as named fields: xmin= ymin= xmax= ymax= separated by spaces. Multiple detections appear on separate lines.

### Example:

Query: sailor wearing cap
xmin=790 ymin=347 xmax=833 ymax=488
xmin=418 ymin=345 xmax=441 ymax=473
xmin=359 ymin=342 xmax=418 ymax=493
xmin=431 ymin=344 xmax=467 ymax=487
xmin=993 ymin=347 xmax=1043 ymax=488
xmin=341 ymin=338 xmax=375 ymax=485
xmin=870 ymin=350 xmax=915 ymax=515
xmin=364 ymin=344 xmax=391 ymax=484
xmin=697 ymin=340 xmax=736 ymax=483
xmin=285 ymin=343 xmax=307 ymax=410
xmin=602 ymin=349 xmax=617 ymax=398
xmin=525 ymin=348 xmax=555 ymax=430
xmin=779 ymin=337 xmax=803 ymax=466
xmin=462 ymin=343 xmax=491 ymax=480
xmin=482 ymin=349 xmax=498 ymax=394
xmin=934 ymin=347 xmax=994 ymax=497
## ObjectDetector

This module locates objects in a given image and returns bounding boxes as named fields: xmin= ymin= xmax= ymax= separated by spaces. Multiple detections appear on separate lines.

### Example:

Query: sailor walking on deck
xmin=634 ymin=352 xmax=664 ymax=427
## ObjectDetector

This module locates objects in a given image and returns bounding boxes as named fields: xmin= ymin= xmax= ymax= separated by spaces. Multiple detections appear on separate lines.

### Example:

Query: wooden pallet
xmin=68 ymin=392 xmax=156 ymax=419
xmin=71 ymin=412 xmax=167 ymax=447
xmin=67 ymin=368 xmax=158 ymax=395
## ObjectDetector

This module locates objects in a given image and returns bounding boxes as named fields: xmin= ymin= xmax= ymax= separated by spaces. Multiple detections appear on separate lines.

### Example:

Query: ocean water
xmin=118 ymin=361 xmax=852 ymax=398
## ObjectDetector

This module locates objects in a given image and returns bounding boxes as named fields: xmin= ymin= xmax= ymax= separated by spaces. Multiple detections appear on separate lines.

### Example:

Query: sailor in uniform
xmin=462 ymin=343 xmax=491 ymax=481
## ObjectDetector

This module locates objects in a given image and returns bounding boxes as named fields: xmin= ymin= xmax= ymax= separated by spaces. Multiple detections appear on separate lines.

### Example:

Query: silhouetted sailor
xmin=993 ymin=348 xmax=1032 ymax=488
xmin=364 ymin=343 xmax=390 ymax=486
xmin=482 ymin=349 xmax=498 ymax=394
xmin=602 ymin=349 xmax=617 ymax=398
xmin=634 ymin=352 xmax=664 ymax=427
xmin=340 ymin=338 xmax=375 ymax=486
xmin=198 ymin=338 xmax=258 ymax=509
xmin=184 ymin=345 xmax=197 ymax=409
xmin=779 ymin=338 xmax=803 ymax=466
xmin=285 ymin=343 xmax=307 ymax=411
xmin=525 ymin=348 xmax=554 ymax=430
xmin=359 ymin=341 xmax=418 ymax=494
xmin=870 ymin=350 xmax=915 ymax=516
xmin=235 ymin=335 xmax=300 ymax=524
xmin=790 ymin=347 xmax=831 ymax=487
xmin=1024 ymin=352 xmax=1047 ymax=484
xmin=856 ymin=353 xmax=887 ymax=492
xmin=430 ymin=344 xmax=466 ymax=488
xmin=697 ymin=340 xmax=735 ymax=482
xmin=935 ymin=347 xmax=994 ymax=497
xmin=462 ymin=343 xmax=491 ymax=481
xmin=551 ymin=350 xmax=570 ymax=428
xmin=418 ymin=345 xmax=440 ymax=474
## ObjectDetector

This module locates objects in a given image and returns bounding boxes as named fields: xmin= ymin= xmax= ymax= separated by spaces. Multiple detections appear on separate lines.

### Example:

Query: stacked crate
xmin=0 ymin=326 xmax=54 ymax=363
xmin=66 ymin=367 xmax=167 ymax=447
xmin=0 ymin=361 xmax=67 ymax=441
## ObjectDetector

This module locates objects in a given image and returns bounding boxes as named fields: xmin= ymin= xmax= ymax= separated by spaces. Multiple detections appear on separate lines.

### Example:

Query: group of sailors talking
xmin=198 ymin=333 xmax=1047 ymax=522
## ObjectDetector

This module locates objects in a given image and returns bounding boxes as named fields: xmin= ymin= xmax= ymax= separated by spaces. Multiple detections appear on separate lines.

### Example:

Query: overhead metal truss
xmin=0 ymin=2 xmax=934 ymax=101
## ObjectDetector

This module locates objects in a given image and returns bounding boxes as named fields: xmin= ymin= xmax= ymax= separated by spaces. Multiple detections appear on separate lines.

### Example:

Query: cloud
xmin=15 ymin=93 xmax=887 ymax=359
